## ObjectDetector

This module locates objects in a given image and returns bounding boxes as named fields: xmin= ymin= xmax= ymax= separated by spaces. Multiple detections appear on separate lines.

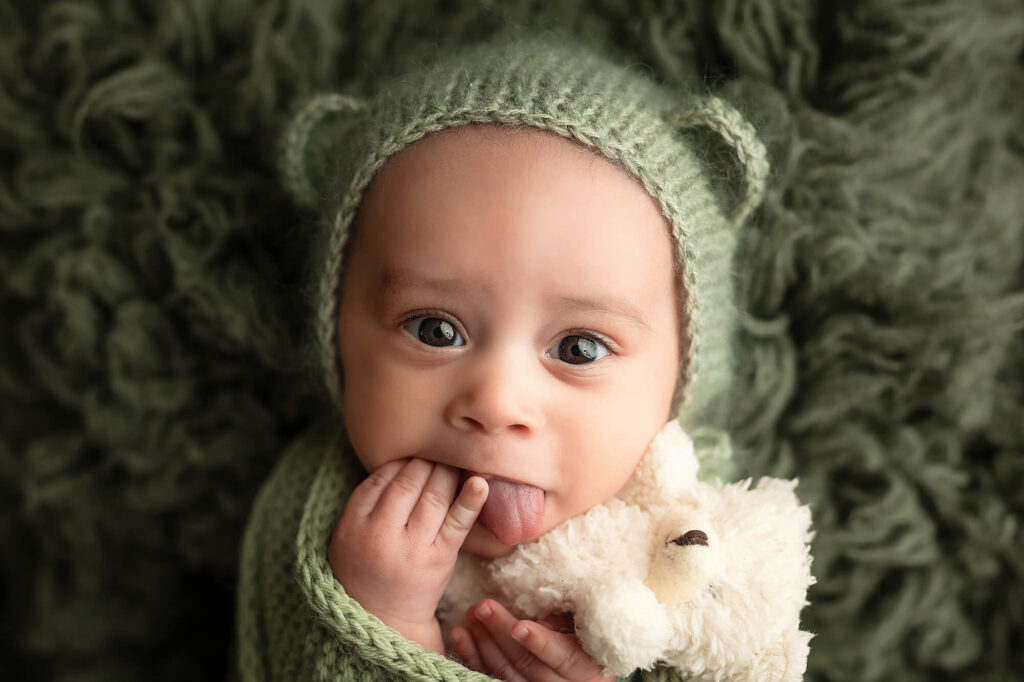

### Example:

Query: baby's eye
xmin=403 ymin=316 xmax=466 ymax=347
xmin=547 ymin=335 xmax=610 ymax=365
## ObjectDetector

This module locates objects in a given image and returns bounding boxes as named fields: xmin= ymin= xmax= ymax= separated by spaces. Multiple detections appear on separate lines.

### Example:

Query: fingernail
xmin=512 ymin=624 xmax=528 ymax=641
xmin=477 ymin=604 xmax=492 ymax=620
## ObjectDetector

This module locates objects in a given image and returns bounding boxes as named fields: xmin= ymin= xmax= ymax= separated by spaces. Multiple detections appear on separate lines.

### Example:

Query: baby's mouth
xmin=458 ymin=469 xmax=545 ymax=546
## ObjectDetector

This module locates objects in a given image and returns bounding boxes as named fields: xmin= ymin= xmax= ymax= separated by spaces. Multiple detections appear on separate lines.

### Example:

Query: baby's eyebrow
xmin=380 ymin=267 xmax=463 ymax=296
xmin=379 ymin=266 xmax=649 ymax=330
xmin=553 ymin=295 xmax=650 ymax=331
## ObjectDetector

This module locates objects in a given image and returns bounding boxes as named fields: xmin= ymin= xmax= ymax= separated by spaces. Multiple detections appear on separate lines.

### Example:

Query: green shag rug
xmin=2 ymin=1 xmax=1022 ymax=680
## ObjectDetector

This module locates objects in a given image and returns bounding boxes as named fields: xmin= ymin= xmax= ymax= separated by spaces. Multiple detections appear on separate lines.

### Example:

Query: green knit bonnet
xmin=282 ymin=35 xmax=768 ymax=433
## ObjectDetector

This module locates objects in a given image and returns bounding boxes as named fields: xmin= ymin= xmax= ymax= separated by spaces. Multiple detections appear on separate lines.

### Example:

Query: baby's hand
xmin=328 ymin=458 xmax=488 ymax=651
xmin=449 ymin=600 xmax=616 ymax=682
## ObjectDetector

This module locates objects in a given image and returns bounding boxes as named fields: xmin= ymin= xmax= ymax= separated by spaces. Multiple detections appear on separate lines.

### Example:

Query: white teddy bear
xmin=438 ymin=420 xmax=816 ymax=681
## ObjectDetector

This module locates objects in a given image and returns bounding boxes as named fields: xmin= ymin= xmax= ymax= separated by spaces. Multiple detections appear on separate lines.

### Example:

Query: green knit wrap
xmin=282 ymin=35 xmax=769 ymax=432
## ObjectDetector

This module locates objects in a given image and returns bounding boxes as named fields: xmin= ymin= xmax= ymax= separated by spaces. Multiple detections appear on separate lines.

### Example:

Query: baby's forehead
xmin=356 ymin=130 xmax=675 ymax=265
xmin=358 ymin=127 xmax=668 ymax=241
xmin=343 ymin=123 xmax=682 ymax=341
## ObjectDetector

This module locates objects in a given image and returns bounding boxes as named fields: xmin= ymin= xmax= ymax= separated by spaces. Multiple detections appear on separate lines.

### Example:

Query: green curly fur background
xmin=1 ymin=1 xmax=1022 ymax=680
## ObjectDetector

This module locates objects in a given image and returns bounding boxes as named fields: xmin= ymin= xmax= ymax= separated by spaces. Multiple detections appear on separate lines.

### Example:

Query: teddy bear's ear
xmin=279 ymin=92 xmax=369 ymax=210
xmin=665 ymin=94 xmax=770 ymax=228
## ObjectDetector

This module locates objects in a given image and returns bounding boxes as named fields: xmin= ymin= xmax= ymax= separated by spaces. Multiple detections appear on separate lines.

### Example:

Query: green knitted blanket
xmin=2 ymin=2 xmax=1022 ymax=681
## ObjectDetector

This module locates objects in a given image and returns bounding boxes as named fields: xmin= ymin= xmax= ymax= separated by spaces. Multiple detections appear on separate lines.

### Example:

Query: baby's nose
xmin=445 ymin=352 xmax=542 ymax=434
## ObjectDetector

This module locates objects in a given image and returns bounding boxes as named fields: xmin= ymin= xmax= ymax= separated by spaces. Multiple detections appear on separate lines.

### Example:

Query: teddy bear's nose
xmin=670 ymin=530 xmax=709 ymax=547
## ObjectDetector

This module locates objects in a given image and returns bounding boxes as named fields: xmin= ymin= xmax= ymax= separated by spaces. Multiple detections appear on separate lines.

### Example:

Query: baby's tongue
xmin=478 ymin=478 xmax=545 ymax=546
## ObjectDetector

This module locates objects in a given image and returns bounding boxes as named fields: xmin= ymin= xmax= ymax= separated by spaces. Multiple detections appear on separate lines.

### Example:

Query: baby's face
xmin=337 ymin=124 xmax=679 ymax=558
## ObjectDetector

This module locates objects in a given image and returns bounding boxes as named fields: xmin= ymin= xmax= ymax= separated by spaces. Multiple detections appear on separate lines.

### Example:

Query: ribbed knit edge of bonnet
xmin=281 ymin=34 xmax=768 ymax=433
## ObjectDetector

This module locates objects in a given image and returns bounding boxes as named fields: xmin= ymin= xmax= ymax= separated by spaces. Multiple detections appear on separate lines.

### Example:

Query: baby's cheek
xmin=343 ymin=397 xmax=397 ymax=470
xmin=343 ymin=364 xmax=417 ymax=461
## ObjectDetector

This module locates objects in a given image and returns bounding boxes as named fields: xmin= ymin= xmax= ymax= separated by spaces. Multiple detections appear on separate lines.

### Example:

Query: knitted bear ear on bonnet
xmin=279 ymin=36 xmax=769 ymax=434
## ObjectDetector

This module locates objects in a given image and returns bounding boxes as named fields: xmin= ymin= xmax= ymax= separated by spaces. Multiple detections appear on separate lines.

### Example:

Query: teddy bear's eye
xmin=670 ymin=530 xmax=709 ymax=547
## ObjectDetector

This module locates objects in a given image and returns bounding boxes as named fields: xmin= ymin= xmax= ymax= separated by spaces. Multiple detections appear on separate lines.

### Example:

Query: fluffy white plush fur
xmin=438 ymin=421 xmax=816 ymax=680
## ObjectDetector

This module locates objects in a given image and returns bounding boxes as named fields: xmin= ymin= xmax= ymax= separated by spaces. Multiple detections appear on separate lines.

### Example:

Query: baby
xmin=237 ymin=33 xmax=767 ymax=682
xmin=327 ymin=122 xmax=681 ymax=678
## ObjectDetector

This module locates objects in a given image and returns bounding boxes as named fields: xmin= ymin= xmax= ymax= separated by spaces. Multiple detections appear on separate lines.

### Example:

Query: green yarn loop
xmin=671 ymin=95 xmax=770 ymax=228
xmin=281 ymin=93 xmax=369 ymax=210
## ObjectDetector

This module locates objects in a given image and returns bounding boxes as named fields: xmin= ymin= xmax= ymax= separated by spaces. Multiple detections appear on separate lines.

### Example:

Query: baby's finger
xmin=406 ymin=462 xmax=459 ymax=537
xmin=449 ymin=625 xmax=484 ymax=673
xmin=372 ymin=458 xmax=434 ymax=524
xmin=466 ymin=607 xmax=529 ymax=682
xmin=509 ymin=620 xmax=607 ymax=681
xmin=344 ymin=458 xmax=409 ymax=517
xmin=435 ymin=476 xmax=488 ymax=550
